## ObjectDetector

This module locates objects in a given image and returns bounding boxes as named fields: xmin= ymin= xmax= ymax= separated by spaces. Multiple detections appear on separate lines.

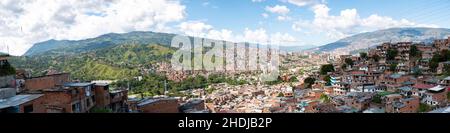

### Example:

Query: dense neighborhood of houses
xmin=0 ymin=53 xmax=206 ymax=113
xmin=1 ymin=37 xmax=450 ymax=113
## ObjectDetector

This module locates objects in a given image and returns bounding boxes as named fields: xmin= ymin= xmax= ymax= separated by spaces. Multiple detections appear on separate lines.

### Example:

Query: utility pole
xmin=164 ymin=80 xmax=168 ymax=96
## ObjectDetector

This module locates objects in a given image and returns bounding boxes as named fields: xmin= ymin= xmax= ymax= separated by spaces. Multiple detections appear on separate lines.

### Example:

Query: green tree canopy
xmin=344 ymin=58 xmax=354 ymax=67
xmin=320 ymin=64 xmax=335 ymax=75
xmin=371 ymin=54 xmax=380 ymax=62
xmin=409 ymin=45 xmax=422 ymax=58
xmin=386 ymin=48 xmax=399 ymax=61
xmin=324 ymin=75 xmax=332 ymax=86
xmin=389 ymin=63 xmax=398 ymax=72
xmin=360 ymin=52 xmax=368 ymax=60
xmin=304 ymin=77 xmax=316 ymax=89
xmin=418 ymin=103 xmax=431 ymax=113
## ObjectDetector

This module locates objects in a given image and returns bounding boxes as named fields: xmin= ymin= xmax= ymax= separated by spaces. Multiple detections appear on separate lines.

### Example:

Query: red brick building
xmin=0 ymin=88 xmax=44 ymax=113
xmin=134 ymin=98 xmax=179 ymax=113
xmin=33 ymin=83 xmax=96 ymax=113
xmin=384 ymin=94 xmax=419 ymax=113
xmin=24 ymin=73 xmax=70 ymax=91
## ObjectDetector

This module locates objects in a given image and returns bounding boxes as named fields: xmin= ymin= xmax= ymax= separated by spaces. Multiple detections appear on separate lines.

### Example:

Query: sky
xmin=0 ymin=0 xmax=449 ymax=56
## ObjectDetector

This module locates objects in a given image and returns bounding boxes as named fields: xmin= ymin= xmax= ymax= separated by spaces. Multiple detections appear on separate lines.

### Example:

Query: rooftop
xmin=443 ymin=76 xmax=450 ymax=81
xmin=429 ymin=106 xmax=450 ymax=113
xmin=363 ymin=108 xmax=385 ymax=113
xmin=399 ymin=86 xmax=412 ymax=92
xmin=137 ymin=97 xmax=178 ymax=107
xmin=64 ymin=82 xmax=94 ymax=87
xmin=402 ymin=81 xmax=415 ymax=85
xmin=389 ymin=73 xmax=404 ymax=79
xmin=413 ymin=84 xmax=435 ymax=89
xmin=0 ymin=94 xmax=44 ymax=109
xmin=428 ymin=85 xmax=445 ymax=92
xmin=27 ymin=73 xmax=69 ymax=80
xmin=385 ymin=94 xmax=402 ymax=98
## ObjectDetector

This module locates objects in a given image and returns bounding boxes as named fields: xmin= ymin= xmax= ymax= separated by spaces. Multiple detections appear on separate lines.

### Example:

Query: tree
xmin=444 ymin=65 xmax=450 ymax=76
xmin=320 ymin=64 xmax=335 ymax=75
xmin=304 ymin=77 xmax=316 ymax=89
xmin=441 ymin=49 xmax=450 ymax=61
xmin=389 ymin=63 xmax=398 ymax=72
xmin=344 ymin=58 xmax=354 ymax=67
xmin=418 ymin=103 xmax=431 ymax=113
xmin=386 ymin=48 xmax=398 ymax=61
xmin=323 ymin=75 xmax=332 ymax=86
xmin=448 ymin=92 xmax=450 ymax=100
xmin=360 ymin=52 xmax=368 ymax=60
xmin=0 ymin=61 xmax=16 ymax=76
xmin=412 ymin=67 xmax=422 ymax=77
xmin=409 ymin=45 xmax=421 ymax=58
xmin=429 ymin=50 xmax=450 ymax=72
xmin=319 ymin=94 xmax=331 ymax=103
xmin=205 ymin=87 xmax=216 ymax=94
xmin=429 ymin=54 xmax=441 ymax=72
xmin=278 ymin=92 xmax=285 ymax=97
xmin=289 ymin=76 xmax=299 ymax=82
xmin=372 ymin=54 xmax=380 ymax=62
xmin=341 ymin=64 xmax=347 ymax=70
xmin=372 ymin=94 xmax=382 ymax=104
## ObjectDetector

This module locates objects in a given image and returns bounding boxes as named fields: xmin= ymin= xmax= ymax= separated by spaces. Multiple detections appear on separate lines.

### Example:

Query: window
xmin=91 ymin=96 xmax=96 ymax=103
xmin=72 ymin=102 xmax=81 ymax=113
xmin=24 ymin=105 xmax=33 ymax=113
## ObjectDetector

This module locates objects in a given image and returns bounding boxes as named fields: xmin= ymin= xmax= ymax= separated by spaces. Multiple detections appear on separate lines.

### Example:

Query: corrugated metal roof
xmin=0 ymin=94 xmax=43 ymax=109
xmin=64 ymin=82 xmax=94 ymax=87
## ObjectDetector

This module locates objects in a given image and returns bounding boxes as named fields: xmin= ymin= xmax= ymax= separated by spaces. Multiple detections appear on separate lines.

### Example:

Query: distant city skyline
xmin=1 ymin=0 xmax=449 ymax=55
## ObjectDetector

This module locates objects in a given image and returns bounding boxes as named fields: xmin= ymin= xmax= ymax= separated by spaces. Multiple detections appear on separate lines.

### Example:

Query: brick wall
xmin=139 ymin=99 xmax=179 ymax=113
xmin=24 ymin=73 xmax=70 ymax=91
xmin=94 ymin=85 xmax=110 ymax=108
xmin=34 ymin=91 xmax=72 ymax=113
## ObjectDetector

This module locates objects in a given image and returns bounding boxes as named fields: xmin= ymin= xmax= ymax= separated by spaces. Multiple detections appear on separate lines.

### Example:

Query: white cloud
xmin=277 ymin=16 xmax=292 ymax=21
xmin=242 ymin=28 xmax=269 ymax=43
xmin=187 ymin=26 xmax=297 ymax=45
xmin=265 ymin=5 xmax=292 ymax=21
xmin=202 ymin=2 xmax=210 ymax=7
xmin=262 ymin=13 xmax=269 ymax=19
xmin=0 ymin=0 xmax=186 ymax=56
xmin=265 ymin=5 xmax=290 ymax=15
xmin=292 ymin=4 xmax=438 ymax=39
xmin=178 ymin=21 xmax=213 ymax=37
xmin=206 ymin=29 xmax=234 ymax=41
xmin=271 ymin=32 xmax=297 ymax=44
xmin=252 ymin=0 xmax=265 ymax=2
xmin=284 ymin=0 xmax=321 ymax=7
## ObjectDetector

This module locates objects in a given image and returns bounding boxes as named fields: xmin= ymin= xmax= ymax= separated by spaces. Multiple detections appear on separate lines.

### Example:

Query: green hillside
xmin=10 ymin=43 xmax=175 ymax=81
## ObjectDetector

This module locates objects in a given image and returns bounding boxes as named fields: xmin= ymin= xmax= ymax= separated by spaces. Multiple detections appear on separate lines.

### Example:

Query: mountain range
xmin=314 ymin=27 xmax=450 ymax=53
xmin=24 ymin=31 xmax=317 ymax=57
xmin=24 ymin=27 xmax=450 ymax=57
xmin=24 ymin=31 xmax=177 ymax=56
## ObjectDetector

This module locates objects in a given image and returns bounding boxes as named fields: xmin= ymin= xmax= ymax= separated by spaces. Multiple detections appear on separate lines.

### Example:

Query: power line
xmin=404 ymin=2 xmax=450 ymax=24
